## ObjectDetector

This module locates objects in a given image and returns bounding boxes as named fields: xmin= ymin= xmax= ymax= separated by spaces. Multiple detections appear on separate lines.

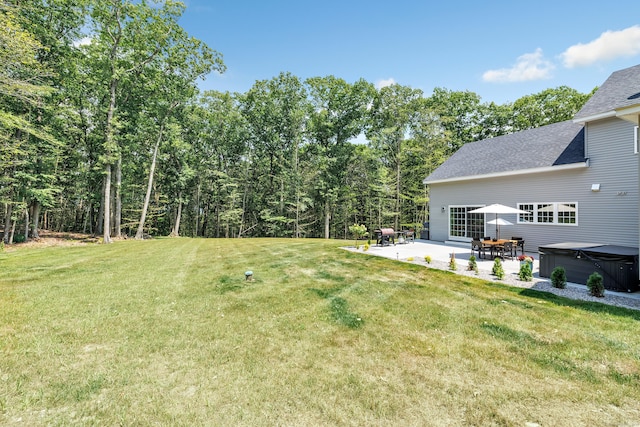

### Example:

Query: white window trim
xmin=517 ymin=202 xmax=578 ymax=226
xmin=635 ymin=125 xmax=638 ymax=154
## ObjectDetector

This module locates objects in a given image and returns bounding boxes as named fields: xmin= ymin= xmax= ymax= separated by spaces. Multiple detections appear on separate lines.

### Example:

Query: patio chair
xmin=498 ymin=241 xmax=515 ymax=260
xmin=471 ymin=239 xmax=486 ymax=259
xmin=404 ymin=228 xmax=415 ymax=243
xmin=511 ymin=237 xmax=525 ymax=255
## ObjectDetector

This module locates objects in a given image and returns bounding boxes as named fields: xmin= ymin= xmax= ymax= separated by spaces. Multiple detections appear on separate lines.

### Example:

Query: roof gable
xmin=423 ymin=120 xmax=585 ymax=184
xmin=574 ymin=63 xmax=640 ymax=122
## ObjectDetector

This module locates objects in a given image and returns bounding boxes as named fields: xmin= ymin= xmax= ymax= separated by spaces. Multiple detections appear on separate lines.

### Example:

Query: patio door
xmin=449 ymin=205 xmax=484 ymax=241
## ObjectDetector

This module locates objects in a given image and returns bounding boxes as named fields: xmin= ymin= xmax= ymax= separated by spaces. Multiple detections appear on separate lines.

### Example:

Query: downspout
xmin=637 ymin=118 xmax=640 ymax=282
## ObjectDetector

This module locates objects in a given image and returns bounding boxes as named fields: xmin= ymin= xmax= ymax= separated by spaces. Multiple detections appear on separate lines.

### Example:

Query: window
xmin=537 ymin=203 xmax=554 ymax=223
xmin=449 ymin=205 xmax=484 ymax=240
xmin=517 ymin=202 xmax=578 ymax=226
xmin=518 ymin=204 xmax=534 ymax=223
xmin=557 ymin=203 xmax=577 ymax=224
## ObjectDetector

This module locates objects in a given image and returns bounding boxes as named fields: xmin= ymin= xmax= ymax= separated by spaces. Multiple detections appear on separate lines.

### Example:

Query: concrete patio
xmin=362 ymin=238 xmax=536 ymax=277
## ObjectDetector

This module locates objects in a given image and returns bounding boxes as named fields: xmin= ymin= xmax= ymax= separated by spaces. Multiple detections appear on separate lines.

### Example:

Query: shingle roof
xmin=574 ymin=63 xmax=640 ymax=120
xmin=423 ymin=120 xmax=585 ymax=183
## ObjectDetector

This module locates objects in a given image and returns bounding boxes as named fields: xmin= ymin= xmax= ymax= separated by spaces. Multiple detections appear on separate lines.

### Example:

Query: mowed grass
xmin=1 ymin=238 xmax=640 ymax=426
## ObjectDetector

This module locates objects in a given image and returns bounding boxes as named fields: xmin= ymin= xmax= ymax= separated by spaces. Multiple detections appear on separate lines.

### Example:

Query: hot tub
xmin=538 ymin=242 xmax=639 ymax=293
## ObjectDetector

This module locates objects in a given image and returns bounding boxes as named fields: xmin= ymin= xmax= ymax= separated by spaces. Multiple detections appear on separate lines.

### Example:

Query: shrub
xmin=550 ymin=266 xmax=567 ymax=289
xmin=587 ymin=272 xmax=605 ymax=297
xmin=492 ymin=257 xmax=504 ymax=279
xmin=363 ymin=243 xmax=369 ymax=251
xmin=424 ymin=255 xmax=432 ymax=264
xmin=348 ymin=223 xmax=367 ymax=248
xmin=467 ymin=255 xmax=477 ymax=271
xmin=449 ymin=252 xmax=456 ymax=271
xmin=407 ymin=256 xmax=414 ymax=261
xmin=518 ymin=262 xmax=532 ymax=281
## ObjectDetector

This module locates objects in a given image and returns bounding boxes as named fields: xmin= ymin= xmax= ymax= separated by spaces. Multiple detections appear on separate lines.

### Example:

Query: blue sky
xmin=179 ymin=0 xmax=640 ymax=104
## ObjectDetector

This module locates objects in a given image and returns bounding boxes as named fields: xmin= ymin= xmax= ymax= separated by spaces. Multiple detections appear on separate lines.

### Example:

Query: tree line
xmin=1 ymin=0 xmax=593 ymax=243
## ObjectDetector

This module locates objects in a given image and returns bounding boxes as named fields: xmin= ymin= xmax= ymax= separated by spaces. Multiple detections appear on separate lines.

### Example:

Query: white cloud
xmin=73 ymin=37 xmax=92 ymax=48
xmin=561 ymin=26 xmax=640 ymax=68
xmin=375 ymin=78 xmax=396 ymax=89
xmin=482 ymin=48 xmax=555 ymax=83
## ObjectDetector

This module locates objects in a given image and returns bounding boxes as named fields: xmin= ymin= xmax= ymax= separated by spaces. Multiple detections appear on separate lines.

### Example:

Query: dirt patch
xmin=2 ymin=230 xmax=101 ymax=252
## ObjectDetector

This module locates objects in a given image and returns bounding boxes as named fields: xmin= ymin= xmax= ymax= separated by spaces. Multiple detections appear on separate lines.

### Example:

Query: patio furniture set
xmin=471 ymin=237 xmax=525 ymax=260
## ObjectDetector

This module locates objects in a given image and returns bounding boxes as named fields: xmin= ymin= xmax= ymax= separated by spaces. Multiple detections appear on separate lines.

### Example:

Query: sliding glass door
xmin=449 ymin=205 xmax=484 ymax=241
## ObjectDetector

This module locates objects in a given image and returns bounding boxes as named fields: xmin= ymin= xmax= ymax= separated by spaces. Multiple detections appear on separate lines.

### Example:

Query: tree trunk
xmin=195 ymin=181 xmax=201 ymax=237
xmin=97 ymin=179 xmax=104 ymax=235
xmin=3 ymin=201 xmax=12 ymax=244
xmin=395 ymin=137 xmax=401 ymax=231
xmin=324 ymin=199 xmax=330 ymax=239
xmin=114 ymin=156 xmax=122 ymax=238
xmin=170 ymin=192 xmax=182 ymax=237
xmin=24 ymin=208 xmax=29 ymax=241
xmin=30 ymin=200 xmax=41 ymax=239
xmin=102 ymin=76 xmax=118 ymax=244
xmin=9 ymin=217 xmax=16 ymax=244
xmin=103 ymin=164 xmax=112 ymax=243
xmin=135 ymin=124 xmax=164 ymax=239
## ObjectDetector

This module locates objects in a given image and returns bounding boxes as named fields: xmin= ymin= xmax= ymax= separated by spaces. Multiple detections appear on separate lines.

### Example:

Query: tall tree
xmin=83 ymin=0 xmax=223 ymax=243
xmin=367 ymin=84 xmax=428 ymax=230
xmin=133 ymin=29 xmax=222 ymax=240
xmin=511 ymin=86 xmax=592 ymax=131
xmin=305 ymin=76 xmax=375 ymax=238
xmin=0 ymin=2 xmax=64 ymax=242
xmin=241 ymin=72 xmax=307 ymax=237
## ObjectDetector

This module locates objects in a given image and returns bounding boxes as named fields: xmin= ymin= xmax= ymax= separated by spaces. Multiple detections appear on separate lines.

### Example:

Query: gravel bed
xmin=421 ymin=259 xmax=640 ymax=312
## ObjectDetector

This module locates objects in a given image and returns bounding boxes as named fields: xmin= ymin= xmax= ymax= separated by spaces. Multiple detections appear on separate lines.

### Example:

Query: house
xmin=423 ymin=64 xmax=640 ymax=255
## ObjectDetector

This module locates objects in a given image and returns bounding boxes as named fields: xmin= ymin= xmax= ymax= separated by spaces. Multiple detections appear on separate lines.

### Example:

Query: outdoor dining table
xmin=481 ymin=239 xmax=518 ymax=259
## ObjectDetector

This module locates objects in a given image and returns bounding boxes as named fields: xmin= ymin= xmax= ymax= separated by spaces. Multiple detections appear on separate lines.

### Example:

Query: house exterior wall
xmin=427 ymin=117 xmax=638 ymax=252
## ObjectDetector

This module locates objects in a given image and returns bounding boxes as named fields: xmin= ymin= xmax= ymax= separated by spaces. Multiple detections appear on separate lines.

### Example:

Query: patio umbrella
xmin=487 ymin=218 xmax=513 ymax=240
xmin=469 ymin=204 xmax=530 ymax=239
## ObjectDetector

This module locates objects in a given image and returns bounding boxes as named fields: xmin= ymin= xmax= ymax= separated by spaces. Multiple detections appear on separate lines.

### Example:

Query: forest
xmin=1 ymin=0 xmax=594 ymax=243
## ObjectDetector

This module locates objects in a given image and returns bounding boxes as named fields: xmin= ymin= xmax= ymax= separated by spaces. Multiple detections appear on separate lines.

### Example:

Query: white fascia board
xmin=573 ymin=105 xmax=640 ymax=124
xmin=422 ymin=161 xmax=589 ymax=185
xmin=573 ymin=111 xmax=616 ymax=124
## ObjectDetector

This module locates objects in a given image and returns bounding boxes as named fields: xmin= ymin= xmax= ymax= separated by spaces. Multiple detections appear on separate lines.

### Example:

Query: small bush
xmin=363 ymin=243 xmax=369 ymax=251
xmin=518 ymin=262 xmax=532 ymax=281
xmin=407 ymin=256 xmax=414 ymax=261
xmin=467 ymin=255 xmax=477 ymax=271
xmin=348 ymin=223 xmax=367 ymax=248
xmin=587 ymin=272 xmax=605 ymax=297
xmin=13 ymin=234 xmax=26 ymax=243
xmin=449 ymin=253 xmax=457 ymax=271
xmin=492 ymin=257 xmax=504 ymax=279
xmin=551 ymin=266 xmax=567 ymax=289
xmin=424 ymin=255 xmax=432 ymax=264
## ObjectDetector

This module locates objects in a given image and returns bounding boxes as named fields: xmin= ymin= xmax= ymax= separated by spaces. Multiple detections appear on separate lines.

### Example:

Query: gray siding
xmin=428 ymin=117 xmax=638 ymax=252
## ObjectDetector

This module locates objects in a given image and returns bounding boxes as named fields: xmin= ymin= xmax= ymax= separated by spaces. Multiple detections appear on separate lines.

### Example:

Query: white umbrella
xmin=470 ymin=204 xmax=529 ymax=239
xmin=487 ymin=218 xmax=513 ymax=240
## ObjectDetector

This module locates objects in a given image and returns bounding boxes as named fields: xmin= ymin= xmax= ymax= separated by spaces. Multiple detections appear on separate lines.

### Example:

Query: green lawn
xmin=1 ymin=238 xmax=639 ymax=425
